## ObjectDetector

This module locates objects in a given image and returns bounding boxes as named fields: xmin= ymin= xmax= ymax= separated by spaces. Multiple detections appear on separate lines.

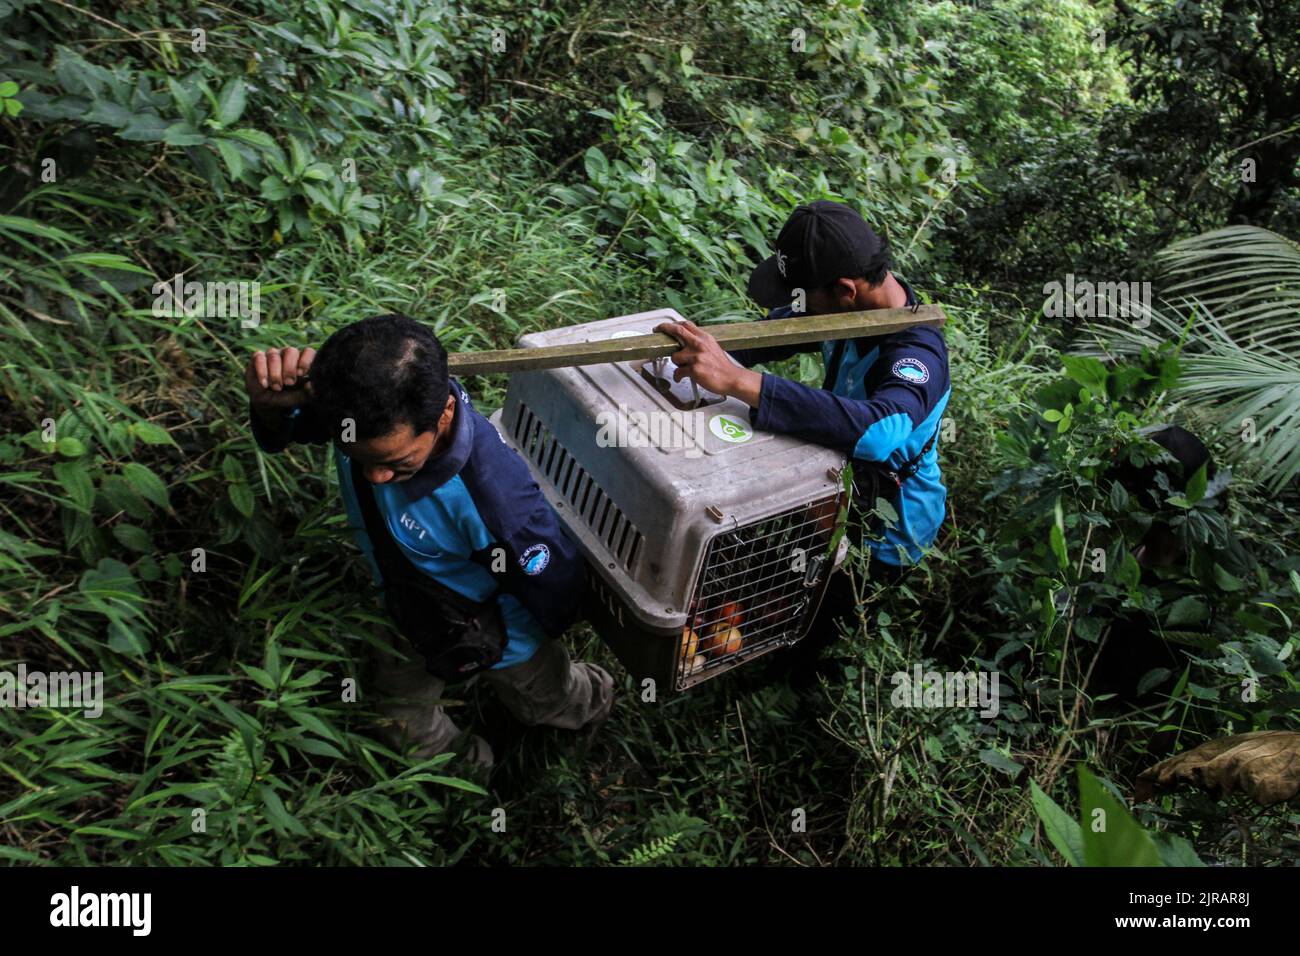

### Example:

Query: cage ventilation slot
xmin=514 ymin=403 xmax=644 ymax=572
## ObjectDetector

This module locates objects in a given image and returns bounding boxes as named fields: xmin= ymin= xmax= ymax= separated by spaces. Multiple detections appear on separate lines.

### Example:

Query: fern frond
xmin=618 ymin=832 xmax=683 ymax=867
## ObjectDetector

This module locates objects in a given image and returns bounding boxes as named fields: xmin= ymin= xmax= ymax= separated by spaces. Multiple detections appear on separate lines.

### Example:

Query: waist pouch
xmin=851 ymin=434 xmax=935 ymax=526
xmin=351 ymin=461 xmax=507 ymax=680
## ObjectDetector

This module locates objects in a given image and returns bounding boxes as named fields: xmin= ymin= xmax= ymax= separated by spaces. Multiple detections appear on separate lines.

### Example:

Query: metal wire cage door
xmin=677 ymin=492 xmax=845 ymax=688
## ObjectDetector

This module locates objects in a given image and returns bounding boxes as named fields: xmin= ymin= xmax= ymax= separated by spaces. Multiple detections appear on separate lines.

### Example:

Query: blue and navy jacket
xmin=730 ymin=278 xmax=950 ymax=565
xmin=250 ymin=379 xmax=585 ymax=667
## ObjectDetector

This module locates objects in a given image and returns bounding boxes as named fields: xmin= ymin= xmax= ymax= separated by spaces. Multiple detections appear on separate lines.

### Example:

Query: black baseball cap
xmin=746 ymin=200 xmax=887 ymax=309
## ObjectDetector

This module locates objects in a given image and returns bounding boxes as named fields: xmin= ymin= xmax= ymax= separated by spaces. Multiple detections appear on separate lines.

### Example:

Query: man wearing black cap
xmin=655 ymin=201 xmax=950 ymax=670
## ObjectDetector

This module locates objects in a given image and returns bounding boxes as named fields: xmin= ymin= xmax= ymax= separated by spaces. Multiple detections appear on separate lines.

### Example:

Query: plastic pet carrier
xmin=488 ymin=308 xmax=849 ymax=691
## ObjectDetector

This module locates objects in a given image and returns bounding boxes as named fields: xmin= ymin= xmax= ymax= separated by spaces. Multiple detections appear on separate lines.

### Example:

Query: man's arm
xmin=250 ymin=402 xmax=331 ymax=452
xmin=244 ymin=346 xmax=331 ymax=452
xmin=752 ymin=373 xmax=919 ymax=461
xmin=486 ymin=498 xmax=586 ymax=637
xmin=460 ymin=427 xmax=587 ymax=637
xmin=655 ymin=321 xmax=946 ymax=462
xmin=753 ymin=331 xmax=947 ymax=460
xmin=653 ymin=319 xmax=764 ymax=406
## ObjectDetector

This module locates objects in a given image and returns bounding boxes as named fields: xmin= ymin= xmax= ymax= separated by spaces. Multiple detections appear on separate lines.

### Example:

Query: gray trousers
xmin=371 ymin=635 xmax=615 ymax=770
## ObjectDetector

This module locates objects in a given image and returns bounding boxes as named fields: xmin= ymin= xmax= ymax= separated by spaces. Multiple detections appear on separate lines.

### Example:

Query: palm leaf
xmin=1075 ymin=226 xmax=1300 ymax=493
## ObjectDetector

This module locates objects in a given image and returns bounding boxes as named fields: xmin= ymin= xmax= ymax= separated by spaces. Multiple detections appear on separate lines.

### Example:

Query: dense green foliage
xmin=1 ymin=0 xmax=1297 ymax=866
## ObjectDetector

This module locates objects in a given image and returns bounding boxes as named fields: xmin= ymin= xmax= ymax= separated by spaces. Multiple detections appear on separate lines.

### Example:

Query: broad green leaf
xmin=1030 ymin=779 xmax=1084 ymax=866
xmin=215 ymin=78 xmax=247 ymax=125
xmin=111 ymin=523 xmax=154 ymax=553
xmin=294 ymin=737 xmax=345 ymax=759
xmin=285 ymin=708 xmax=342 ymax=744
xmin=56 ymin=436 xmax=86 ymax=457
xmin=222 ymin=455 xmax=247 ymax=482
xmin=1212 ymin=564 xmax=1245 ymax=591
xmin=100 ymin=475 xmax=150 ymax=520
xmin=214 ymin=138 xmax=244 ymax=179
xmin=1061 ymin=354 xmax=1108 ymax=394
xmin=1108 ymin=480 xmax=1129 ymax=511
xmin=118 ymin=112 xmax=169 ymax=141
xmin=228 ymin=483 xmax=255 ymax=517
xmin=874 ymin=496 xmax=899 ymax=524
xmin=121 ymin=462 xmax=171 ymax=510
xmin=259 ymin=174 xmax=290 ymax=201
xmin=239 ymin=663 xmax=278 ymax=691
xmin=130 ymin=421 xmax=176 ymax=446
xmin=84 ymin=99 xmax=132 ymax=127
xmin=288 ymin=135 xmax=311 ymax=177
xmin=1077 ymin=766 xmax=1163 ymax=867
xmin=1136 ymin=667 xmax=1172 ymax=695
xmin=1049 ymin=524 xmax=1068 ymax=570
xmin=258 ymin=785 xmax=308 ymax=836
xmin=1154 ymin=834 xmax=1205 ymax=867
xmin=583 ymin=146 xmax=609 ymax=182
xmin=1165 ymin=595 xmax=1209 ymax=626
xmin=163 ymin=122 xmax=207 ymax=147
xmin=225 ymin=128 xmax=277 ymax=150
xmin=1115 ymin=553 xmax=1141 ymax=588
xmin=53 ymin=461 xmax=94 ymax=511
xmin=979 ymin=748 xmax=1024 ymax=776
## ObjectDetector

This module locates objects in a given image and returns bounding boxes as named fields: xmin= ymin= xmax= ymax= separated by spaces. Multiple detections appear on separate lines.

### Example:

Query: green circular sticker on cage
xmin=709 ymin=414 xmax=752 ymax=443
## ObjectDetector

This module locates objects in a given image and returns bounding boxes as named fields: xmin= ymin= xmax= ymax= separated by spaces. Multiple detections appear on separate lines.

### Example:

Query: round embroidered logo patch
xmin=519 ymin=543 xmax=550 ymax=575
xmin=891 ymin=357 xmax=930 ymax=384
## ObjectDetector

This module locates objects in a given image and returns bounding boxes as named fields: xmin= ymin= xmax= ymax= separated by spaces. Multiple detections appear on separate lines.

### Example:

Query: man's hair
xmin=821 ymin=236 xmax=892 ymax=292
xmin=310 ymin=313 xmax=450 ymax=441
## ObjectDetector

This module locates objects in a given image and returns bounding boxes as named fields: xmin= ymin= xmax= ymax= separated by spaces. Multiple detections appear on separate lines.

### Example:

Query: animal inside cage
xmin=487 ymin=308 xmax=849 ymax=690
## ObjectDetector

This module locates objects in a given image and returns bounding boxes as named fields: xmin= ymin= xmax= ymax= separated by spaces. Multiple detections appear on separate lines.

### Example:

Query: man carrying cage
xmin=243 ymin=314 xmax=614 ymax=773
xmin=655 ymin=200 xmax=951 ymax=681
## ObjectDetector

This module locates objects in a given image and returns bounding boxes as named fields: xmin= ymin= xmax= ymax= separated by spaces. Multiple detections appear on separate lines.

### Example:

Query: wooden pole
xmin=447 ymin=304 xmax=946 ymax=375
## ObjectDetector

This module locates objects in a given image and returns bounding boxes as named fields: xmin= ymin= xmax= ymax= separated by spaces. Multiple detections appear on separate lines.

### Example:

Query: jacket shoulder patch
xmin=891 ymin=357 xmax=930 ymax=384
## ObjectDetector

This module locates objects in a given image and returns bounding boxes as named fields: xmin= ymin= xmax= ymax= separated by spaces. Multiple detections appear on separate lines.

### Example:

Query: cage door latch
xmin=803 ymin=553 xmax=826 ymax=588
